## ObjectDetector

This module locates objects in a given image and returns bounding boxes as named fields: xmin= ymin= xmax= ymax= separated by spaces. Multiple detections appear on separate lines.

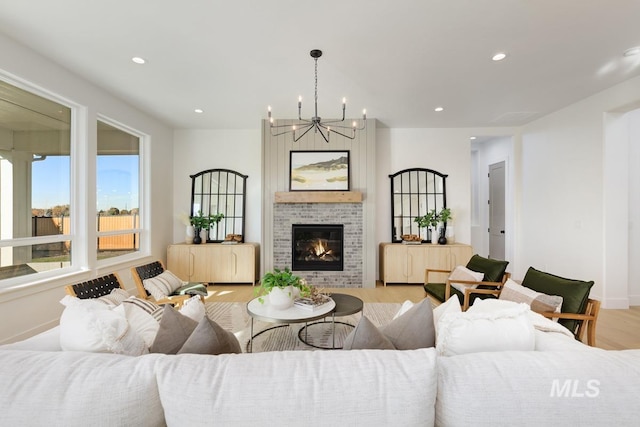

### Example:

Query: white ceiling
xmin=1 ymin=0 xmax=639 ymax=130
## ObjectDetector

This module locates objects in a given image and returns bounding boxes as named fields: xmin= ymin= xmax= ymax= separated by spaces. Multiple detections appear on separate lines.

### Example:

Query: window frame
xmin=95 ymin=115 xmax=148 ymax=268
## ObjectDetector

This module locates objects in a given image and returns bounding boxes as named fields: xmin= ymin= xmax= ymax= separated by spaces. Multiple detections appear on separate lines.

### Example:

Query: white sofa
xmin=1 ymin=327 xmax=640 ymax=427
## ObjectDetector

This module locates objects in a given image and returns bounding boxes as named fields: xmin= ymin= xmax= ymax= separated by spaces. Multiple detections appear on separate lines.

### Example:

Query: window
xmin=96 ymin=120 xmax=141 ymax=261
xmin=0 ymin=78 xmax=72 ymax=281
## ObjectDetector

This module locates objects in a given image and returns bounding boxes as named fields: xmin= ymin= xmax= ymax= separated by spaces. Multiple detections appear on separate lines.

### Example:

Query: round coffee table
xmin=246 ymin=297 xmax=336 ymax=352
xmin=298 ymin=293 xmax=364 ymax=349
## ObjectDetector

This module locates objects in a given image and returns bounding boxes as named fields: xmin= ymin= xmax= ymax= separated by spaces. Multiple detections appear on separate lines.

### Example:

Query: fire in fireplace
xmin=292 ymin=224 xmax=344 ymax=271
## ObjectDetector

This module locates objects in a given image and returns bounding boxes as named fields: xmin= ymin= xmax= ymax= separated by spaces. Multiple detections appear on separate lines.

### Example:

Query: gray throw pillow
xmin=149 ymin=305 xmax=198 ymax=354
xmin=343 ymin=316 xmax=396 ymax=350
xmin=343 ymin=298 xmax=436 ymax=350
xmin=178 ymin=316 xmax=242 ymax=355
xmin=380 ymin=298 xmax=436 ymax=349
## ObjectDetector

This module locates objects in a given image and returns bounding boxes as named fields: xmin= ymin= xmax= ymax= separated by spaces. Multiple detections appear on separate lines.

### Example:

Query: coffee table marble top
xmin=246 ymin=297 xmax=336 ymax=324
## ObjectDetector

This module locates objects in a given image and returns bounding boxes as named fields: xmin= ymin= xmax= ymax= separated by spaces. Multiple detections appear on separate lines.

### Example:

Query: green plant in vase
xmin=189 ymin=210 xmax=224 ymax=244
xmin=414 ymin=209 xmax=439 ymax=242
xmin=255 ymin=267 xmax=310 ymax=309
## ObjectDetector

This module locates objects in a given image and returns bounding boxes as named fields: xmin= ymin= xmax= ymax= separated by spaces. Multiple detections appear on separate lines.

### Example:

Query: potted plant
xmin=414 ymin=209 xmax=439 ymax=242
xmin=255 ymin=267 xmax=310 ymax=309
xmin=190 ymin=210 xmax=224 ymax=244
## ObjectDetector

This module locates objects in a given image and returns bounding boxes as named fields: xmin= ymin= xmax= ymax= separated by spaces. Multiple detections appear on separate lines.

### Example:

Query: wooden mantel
xmin=275 ymin=191 xmax=363 ymax=203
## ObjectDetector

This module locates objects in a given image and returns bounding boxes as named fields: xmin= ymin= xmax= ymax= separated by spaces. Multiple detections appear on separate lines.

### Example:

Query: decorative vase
xmin=438 ymin=227 xmax=448 ymax=245
xmin=430 ymin=227 xmax=438 ymax=244
xmin=421 ymin=228 xmax=429 ymax=243
xmin=268 ymin=286 xmax=295 ymax=310
xmin=192 ymin=228 xmax=202 ymax=244
xmin=185 ymin=225 xmax=195 ymax=244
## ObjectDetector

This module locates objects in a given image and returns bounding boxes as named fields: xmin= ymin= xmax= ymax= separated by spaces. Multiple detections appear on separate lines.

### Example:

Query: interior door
xmin=489 ymin=161 xmax=506 ymax=260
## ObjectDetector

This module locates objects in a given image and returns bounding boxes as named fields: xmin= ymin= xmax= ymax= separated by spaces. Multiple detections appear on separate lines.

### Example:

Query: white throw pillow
xmin=448 ymin=265 xmax=484 ymax=293
xmin=143 ymin=270 xmax=183 ymax=300
xmin=59 ymin=295 xmax=147 ymax=356
xmin=393 ymin=300 xmax=415 ymax=320
xmin=432 ymin=295 xmax=462 ymax=336
xmin=436 ymin=299 xmax=535 ymax=356
xmin=113 ymin=302 xmax=160 ymax=348
xmin=179 ymin=295 xmax=206 ymax=322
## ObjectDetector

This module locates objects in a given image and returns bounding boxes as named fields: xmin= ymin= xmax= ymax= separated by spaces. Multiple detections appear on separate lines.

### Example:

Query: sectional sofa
xmin=1 ymin=313 xmax=639 ymax=426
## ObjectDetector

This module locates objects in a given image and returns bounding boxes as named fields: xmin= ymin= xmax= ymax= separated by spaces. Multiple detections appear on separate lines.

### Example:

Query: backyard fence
xmin=32 ymin=214 xmax=140 ymax=251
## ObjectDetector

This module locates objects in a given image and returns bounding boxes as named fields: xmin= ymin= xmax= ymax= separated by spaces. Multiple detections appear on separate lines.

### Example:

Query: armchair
xmin=131 ymin=261 xmax=207 ymax=307
xmin=465 ymin=267 xmax=600 ymax=346
xmin=424 ymin=254 xmax=509 ymax=309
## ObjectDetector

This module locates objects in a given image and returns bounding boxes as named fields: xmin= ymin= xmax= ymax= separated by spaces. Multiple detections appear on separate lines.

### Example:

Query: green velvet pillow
xmin=521 ymin=267 xmax=594 ymax=333
xmin=466 ymin=254 xmax=509 ymax=283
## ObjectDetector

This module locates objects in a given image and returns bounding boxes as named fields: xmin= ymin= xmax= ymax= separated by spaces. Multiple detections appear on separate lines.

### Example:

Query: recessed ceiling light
xmin=434 ymin=106 xmax=444 ymax=112
xmin=470 ymin=136 xmax=477 ymax=140
xmin=194 ymin=109 xmax=204 ymax=114
xmin=131 ymin=57 xmax=146 ymax=64
xmin=623 ymin=46 xmax=640 ymax=57
xmin=492 ymin=52 xmax=507 ymax=61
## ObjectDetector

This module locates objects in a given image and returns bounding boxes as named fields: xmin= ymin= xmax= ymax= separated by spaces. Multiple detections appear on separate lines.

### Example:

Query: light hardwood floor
xmin=206 ymin=282 xmax=640 ymax=351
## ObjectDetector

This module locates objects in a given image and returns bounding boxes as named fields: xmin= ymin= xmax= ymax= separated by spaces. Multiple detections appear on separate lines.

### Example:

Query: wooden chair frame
xmin=424 ymin=268 xmax=510 ymax=310
xmin=131 ymin=261 xmax=191 ymax=307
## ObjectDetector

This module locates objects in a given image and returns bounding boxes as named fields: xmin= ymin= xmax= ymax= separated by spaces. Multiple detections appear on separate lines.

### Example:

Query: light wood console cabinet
xmin=379 ymin=243 xmax=473 ymax=286
xmin=167 ymin=243 xmax=259 ymax=284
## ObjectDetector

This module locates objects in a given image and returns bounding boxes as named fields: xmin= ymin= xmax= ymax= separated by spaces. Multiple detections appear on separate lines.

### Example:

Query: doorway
xmin=489 ymin=161 xmax=506 ymax=260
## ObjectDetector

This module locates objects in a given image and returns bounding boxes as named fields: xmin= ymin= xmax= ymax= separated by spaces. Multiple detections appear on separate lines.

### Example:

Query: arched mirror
xmin=389 ymin=168 xmax=447 ymax=242
xmin=190 ymin=169 xmax=247 ymax=242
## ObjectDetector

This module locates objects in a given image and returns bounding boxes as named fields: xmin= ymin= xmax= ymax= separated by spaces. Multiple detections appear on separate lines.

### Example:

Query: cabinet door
xmin=406 ymin=246 xmax=427 ymax=283
xmin=167 ymin=245 xmax=192 ymax=281
xmin=190 ymin=245 xmax=217 ymax=282
xmin=382 ymin=245 xmax=408 ymax=284
xmin=421 ymin=246 xmax=452 ymax=283
xmin=229 ymin=244 xmax=256 ymax=283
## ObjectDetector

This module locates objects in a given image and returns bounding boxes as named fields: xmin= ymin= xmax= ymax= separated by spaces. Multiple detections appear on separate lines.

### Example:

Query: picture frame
xmin=289 ymin=150 xmax=350 ymax=191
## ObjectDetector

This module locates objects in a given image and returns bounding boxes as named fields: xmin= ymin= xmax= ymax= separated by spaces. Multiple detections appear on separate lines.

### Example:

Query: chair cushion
xmin=521 ymin=267 xmax=594 ymax=333
xmin=425 ymin=282 xmax=462 ymax=304
xmin=465 ymin=254 xmax=509 ymax=282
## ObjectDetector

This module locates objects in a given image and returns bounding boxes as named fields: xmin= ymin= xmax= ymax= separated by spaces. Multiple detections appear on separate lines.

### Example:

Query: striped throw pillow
xmin=143 ymin=270 xmax=183 ymax=300
xmin=499 ymin=279 xmax=563 ymax=315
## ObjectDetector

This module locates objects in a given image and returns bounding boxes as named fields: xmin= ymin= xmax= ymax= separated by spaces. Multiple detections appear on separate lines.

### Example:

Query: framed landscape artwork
xmin=289 ymin=150 xmax=350 ymax=191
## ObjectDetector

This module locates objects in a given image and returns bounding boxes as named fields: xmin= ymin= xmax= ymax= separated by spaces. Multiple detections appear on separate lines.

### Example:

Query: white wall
xmin=172 ymin=129 xmax=262 ymax=244
xmin=519 ymin=75 xmax=640 ymax=308
xmin=374 ymin=127 xmax=517 ymax=268
xmin=629 ymin=108 xmax=640 ymax=305
xmin=470 ymin=136 xmax=515 ymax=261
xmin=0 ymin=34 xmax=174 ymax=344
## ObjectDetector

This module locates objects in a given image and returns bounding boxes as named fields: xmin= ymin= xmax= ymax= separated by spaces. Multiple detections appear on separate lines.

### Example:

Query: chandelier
xmin=267 ymin=49 xmax=366 ymax=143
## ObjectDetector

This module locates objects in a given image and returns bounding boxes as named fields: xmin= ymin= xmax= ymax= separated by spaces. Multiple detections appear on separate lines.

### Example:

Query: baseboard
xmin=628 ymin=294 xmax=640 ymax=307
xmin=602 ymin=297 xmax=631 ymax=309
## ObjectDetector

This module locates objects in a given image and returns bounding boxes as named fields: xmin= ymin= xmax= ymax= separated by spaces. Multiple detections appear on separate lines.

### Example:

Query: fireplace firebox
xmin=292 ymin=224 xmax=344 ymax=271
